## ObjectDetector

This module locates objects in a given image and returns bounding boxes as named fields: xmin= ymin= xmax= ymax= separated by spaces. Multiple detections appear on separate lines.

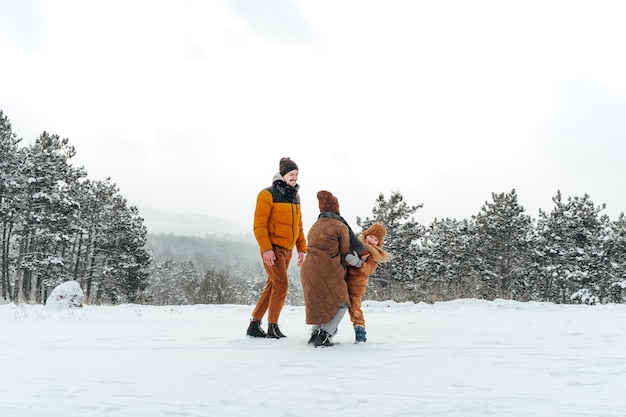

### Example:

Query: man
xmin=246 ymin=157 xmax=307 ymax=338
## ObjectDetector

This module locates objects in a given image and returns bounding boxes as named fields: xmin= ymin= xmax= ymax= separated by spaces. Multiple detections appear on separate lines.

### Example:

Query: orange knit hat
xmin=363 ymin=223 xmax=386 ymax=247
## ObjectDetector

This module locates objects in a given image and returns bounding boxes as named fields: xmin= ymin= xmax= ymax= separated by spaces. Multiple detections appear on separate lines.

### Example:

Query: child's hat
xmin=279 ymin=157 xmax=298 ymax=176
xmin=317 ymin=190 xmax=340 ymax=214
xmin=363 ymin=223 xmax=386 ymax=246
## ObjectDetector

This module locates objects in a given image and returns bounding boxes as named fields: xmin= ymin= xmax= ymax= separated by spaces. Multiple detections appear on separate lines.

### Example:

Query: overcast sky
xmin=2 ymin=0 xmax=626 ymax=231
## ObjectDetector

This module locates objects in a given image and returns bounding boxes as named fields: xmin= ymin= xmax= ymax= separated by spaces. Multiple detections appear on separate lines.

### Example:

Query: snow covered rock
xmin=45 ymin=280 xmax=84 ymax=309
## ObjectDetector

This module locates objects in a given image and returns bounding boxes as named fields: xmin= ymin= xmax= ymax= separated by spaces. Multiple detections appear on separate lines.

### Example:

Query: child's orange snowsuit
xmin=346 ymin=223 xmax=392 ymax=328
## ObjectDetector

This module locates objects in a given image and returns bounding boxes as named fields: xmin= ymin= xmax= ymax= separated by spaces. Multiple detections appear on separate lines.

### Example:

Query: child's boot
xmin=354 ymin=325 xmax=367 ymax=343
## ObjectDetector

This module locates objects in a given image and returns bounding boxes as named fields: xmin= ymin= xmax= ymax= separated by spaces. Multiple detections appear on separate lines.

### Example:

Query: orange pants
xmin=251 ymin=245 xmax=292 ymax=324
xmin=348 ymin=293 xmax=365 ymax=327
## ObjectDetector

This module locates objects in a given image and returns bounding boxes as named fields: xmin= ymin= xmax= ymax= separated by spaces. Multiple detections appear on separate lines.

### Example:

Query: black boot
xmin=267 ymin=323 xmax=287 ymax=339
xmin=313 ymin=329 xmax=334 ymax=347
xmin=307 ymin=329 xmax=320 ymax=345
xmin=246 ymin=320 xmax=267 ymax=338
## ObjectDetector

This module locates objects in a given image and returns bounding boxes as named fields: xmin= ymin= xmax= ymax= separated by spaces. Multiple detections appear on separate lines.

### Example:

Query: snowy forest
xmin=0 ymin=110 xmax=150 ymax=304
xmin=2 ymin=109 xmax=626 ymax=306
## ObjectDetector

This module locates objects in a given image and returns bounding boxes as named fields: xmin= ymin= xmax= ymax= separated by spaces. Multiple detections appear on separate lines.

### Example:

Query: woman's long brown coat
xmin=300 ymin=216 xmax=351 ymax=324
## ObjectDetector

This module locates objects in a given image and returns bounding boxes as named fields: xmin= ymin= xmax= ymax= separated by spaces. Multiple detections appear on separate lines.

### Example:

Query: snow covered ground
xmin=2 ymin=298 xmax=625 ymax=417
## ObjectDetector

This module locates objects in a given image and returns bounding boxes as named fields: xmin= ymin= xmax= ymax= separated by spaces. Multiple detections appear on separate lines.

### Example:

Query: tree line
xmin=146 ymin=188 xmax=626 ymax=307
xmin=360 ymin=189 xmax=626 ymax=305
xmin=0 ymin=110 xmax=150 ymax=304
xmin=4 ymin=107 xmax=626 ymax=306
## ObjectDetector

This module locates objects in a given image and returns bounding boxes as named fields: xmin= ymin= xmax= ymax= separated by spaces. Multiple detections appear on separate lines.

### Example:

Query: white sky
xmin=3 ymin=0 xmax=626 ymax=231
xmin=3 ymin=295 xmax=625 ymax=416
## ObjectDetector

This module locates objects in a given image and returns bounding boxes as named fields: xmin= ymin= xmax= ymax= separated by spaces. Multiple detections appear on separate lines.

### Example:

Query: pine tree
xmin=472 ymin=189 xmax=534 ymax=300
xmin=95 ymin=197 xmax=150 ymax=304
xmin=75 ymin=178 xmax=123 ymax=303
xmin=599 ymin=213 xmax=626 ymax=303
xmin=421 ymin=217 xmax=480 ymax=301
xmin=535 ymin=191 xmax=605 ymax=303
xmin=0 ymin=110 xmax=22 ymax=301
xmin=12 ymin=132 xmax=85 ymax=303
xmin=356 ymin=191 xmax=424 ymax=301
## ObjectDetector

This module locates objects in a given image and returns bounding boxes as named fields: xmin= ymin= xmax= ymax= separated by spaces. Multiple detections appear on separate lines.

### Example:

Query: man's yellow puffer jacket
xmin=253 ymin=177 xmax=306 ymax=254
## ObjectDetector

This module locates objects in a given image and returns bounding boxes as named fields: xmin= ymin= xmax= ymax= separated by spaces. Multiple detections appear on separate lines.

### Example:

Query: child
xmin=344 ymin=222 xmax=392 ymax=343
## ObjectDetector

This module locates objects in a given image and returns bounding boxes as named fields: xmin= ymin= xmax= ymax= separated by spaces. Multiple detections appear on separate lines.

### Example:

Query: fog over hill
xmin=136 ymin=205 xmax=249 ymax=237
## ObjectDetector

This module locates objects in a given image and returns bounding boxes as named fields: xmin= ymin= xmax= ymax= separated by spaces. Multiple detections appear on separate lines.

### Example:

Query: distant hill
xmin=136 ymin=205 xmax=249 ymax=237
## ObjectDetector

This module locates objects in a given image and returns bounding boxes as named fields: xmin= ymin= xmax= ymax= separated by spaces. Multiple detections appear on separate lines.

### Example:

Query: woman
xmin=300 ymin=190 xmax=362 ymax=347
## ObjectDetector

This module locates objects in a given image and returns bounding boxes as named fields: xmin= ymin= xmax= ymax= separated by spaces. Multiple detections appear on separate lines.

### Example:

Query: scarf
xmin=273 ymin=173 xmax=299 ymax=202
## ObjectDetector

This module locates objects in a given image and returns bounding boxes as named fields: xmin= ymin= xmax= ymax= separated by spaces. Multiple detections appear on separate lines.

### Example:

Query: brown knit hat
xmin=317 ymin=190 xmax=340 ymax=214
xmin=279 ymin=157 xmax=299 ymax=176
xmin=363 ymin=223 xmax=386 ymax=247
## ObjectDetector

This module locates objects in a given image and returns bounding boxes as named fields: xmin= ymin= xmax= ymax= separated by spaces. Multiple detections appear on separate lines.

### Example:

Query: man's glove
xmin=345 ymin=251 xmax=363 ymax=268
